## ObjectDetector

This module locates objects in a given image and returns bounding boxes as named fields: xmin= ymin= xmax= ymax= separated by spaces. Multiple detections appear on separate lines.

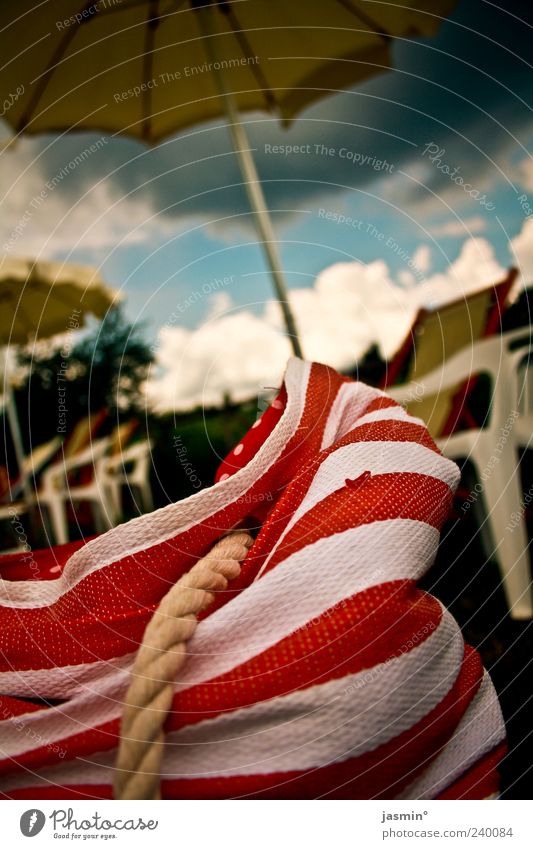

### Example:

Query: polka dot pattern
xmin=215 ymin=386 xmax=287 ymax=484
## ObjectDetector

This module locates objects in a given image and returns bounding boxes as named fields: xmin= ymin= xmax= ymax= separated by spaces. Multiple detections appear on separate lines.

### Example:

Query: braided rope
xmin=113 ymin=530 xmax=254 ymax=800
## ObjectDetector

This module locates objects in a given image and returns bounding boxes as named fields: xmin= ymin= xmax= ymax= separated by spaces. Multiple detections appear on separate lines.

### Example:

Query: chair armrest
xmin=103 ymin=440 xmax=154 ymax=473
xmin=388 ymin=334 xmax=532 ymax=433
xmin=41 ymin=437 xmax=111 ymax=490
xmin=501 ymin=327 xmax=533 ymax=349
xmin=20 ymin=436 xmax=62 ymax=477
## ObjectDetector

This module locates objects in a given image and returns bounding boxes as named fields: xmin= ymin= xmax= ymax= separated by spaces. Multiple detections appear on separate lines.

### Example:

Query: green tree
xmin=15 ymin=307 xmax=152 ymax=449
xmin=70 ymin=306 xmax=152 ymax=414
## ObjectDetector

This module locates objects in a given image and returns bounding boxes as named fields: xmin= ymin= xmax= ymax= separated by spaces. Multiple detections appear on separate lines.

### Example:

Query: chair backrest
xmin=20 ymin=436 xmax=63 ymax=479
xmin=505 ymin=327 xmax=533 ymax=424
xmin=389 ymin=329 xmax=532 ymax=436
xmin=384 ymin=268 xmax=516 ymax=437
xmin=63 ymin=409 xmax=107 ymax=459
xmin=32 ymin=410 xmax=109 ymax=490
xmin=41 ymin=436 xmax=112 ymax=493
xmin=0 ymin=466 xmax=8 ymax=502
xmin=108 ymin=418 xmax=138 ymax=457
xmin=1 ymin=436 xmax=63 ymax=503
xmin=101 ymin=439 xmax=153 ymax=477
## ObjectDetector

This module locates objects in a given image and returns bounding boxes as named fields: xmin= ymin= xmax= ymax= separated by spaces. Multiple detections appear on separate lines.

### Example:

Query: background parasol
xmin=0 ymin=257 xmax=118 ymax=502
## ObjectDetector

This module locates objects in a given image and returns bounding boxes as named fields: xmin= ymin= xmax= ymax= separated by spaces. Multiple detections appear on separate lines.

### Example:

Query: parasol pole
xmin=1 ymin=347 xmax=32 ymax=505
xmin=195 ymin=4 xmax=303 ymax=358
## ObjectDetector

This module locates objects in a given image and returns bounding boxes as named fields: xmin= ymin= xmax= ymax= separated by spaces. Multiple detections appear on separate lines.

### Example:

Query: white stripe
xmin=175 ymin=519 xmax=440 ymax=692
xmin=1 ymin=610 xmax=463 ymax=791
xmin=353 ymin=407 xmax=414 ymax=427
xmin=396 ymin=671 xmax=506 ymax=799
xmin=0 ymin=516 xmax=436 ymax=700
xmin=0 ymin=519 xmax=439 ymax=750
xmin=320 ymin=382 xmax=386 ymax=450
xmin=164 ymin=609 xmax=463 ymax=778
xmin=0 ymin=360 xmax=311 ymax=609
xmin=349 ymin=404 xmax=431 ymax=434
xmin=255 ymin=439 xmax=459 ymax=580
xmin=0 ymin=675 xmax=127 ymax=760
xmin=0 ymin=652 xmax=135 ymax=700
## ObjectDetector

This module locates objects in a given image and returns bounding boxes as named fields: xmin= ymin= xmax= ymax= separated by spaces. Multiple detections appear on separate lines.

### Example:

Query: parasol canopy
xmin=0 ymin=257 xmax=118 ymax=503
xmin=0 ymin=0 xmax=458 ymax=356
xmin=0 ymin=257 xmax=118 ymax=345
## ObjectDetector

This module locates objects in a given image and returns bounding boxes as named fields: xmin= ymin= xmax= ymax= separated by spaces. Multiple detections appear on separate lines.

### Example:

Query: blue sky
xmin=1 ymin=0 xmax=532 ymax=407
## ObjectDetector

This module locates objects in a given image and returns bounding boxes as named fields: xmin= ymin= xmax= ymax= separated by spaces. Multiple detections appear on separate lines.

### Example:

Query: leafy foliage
xmin=15 ymin=307 xmax=152 ymax=450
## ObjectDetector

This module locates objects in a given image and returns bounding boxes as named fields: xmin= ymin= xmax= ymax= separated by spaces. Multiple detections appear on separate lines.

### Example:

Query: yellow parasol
xmin=0 ymin=0 xmax=458 ymax=355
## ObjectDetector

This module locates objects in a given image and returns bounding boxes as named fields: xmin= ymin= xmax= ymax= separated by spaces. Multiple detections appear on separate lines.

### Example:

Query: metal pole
xmin=196 ymin=5 xmax=303 ymax=358
xmin=1 ymin=346 xmax=32 ymax=504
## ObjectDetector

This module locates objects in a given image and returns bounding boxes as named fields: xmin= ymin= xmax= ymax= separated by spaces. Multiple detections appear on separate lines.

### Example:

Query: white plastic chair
xmin=1 ymin=436 xmax=62 ymax=552
xmin=389 ymin=329 xmax=532 ymax=620
xmin=36 ymin=437 xmax=114 ymax=545
xmin=0 ymin=499 xmax=29 ymax=554
xmin=100 ymin=440 xmax=154 ymax=522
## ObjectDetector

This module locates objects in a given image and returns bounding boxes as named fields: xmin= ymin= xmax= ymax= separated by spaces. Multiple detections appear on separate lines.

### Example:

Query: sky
xmin=1 ymin=0 xmax=533 ymax=411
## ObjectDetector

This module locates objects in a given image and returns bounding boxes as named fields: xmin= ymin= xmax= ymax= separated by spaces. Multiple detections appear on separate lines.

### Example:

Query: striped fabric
xmin=0 ymin=359 xmax=506 ymax=799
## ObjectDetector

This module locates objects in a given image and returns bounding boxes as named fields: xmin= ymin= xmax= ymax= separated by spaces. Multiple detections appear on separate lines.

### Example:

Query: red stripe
xmin=3 ymin=643 xmax=482 ymax=800
xmin=0 ymin=538 xmax=88 ymax=582
xmin=0 ymin=364 xmax=342 ymax=672
xmin=437 ymin=742 xmax=507 ymax=800
xmin=0 ymin=715 xmax=120 ymax=778
xmin=0 ymin=696 xmax=48 ymax=719
xmin=228 ymin=418 xmax=444 ymax=590
xmin=342 ymin=419 xmax=440 ymax=452
xmin=166 ymin=584 xmax=442 ymax=732
xmin=215 ymin=385 xmax=288 ymax=482
xmin=0 ymin=646 xmax=485 ymax=800
xmin=262 ymin=472 xmax=453 ymax=576
xmin=1 ymin=785 xmax=113 ymax=800
xmin=205 ymin=362 xmax=346 ymax=607
xmin=361 ymin=396 xmax=402 ymax=415
xmin=0 ymin=535 xmax=205 ymax=672
xmin=0 ymin=583 xmax=441 ymax=776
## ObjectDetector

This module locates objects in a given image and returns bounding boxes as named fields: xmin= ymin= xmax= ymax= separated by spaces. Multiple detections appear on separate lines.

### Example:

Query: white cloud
xmin=412 ymin=244 xmax=431 ymax=273
xmin=275 ymin=259 xmax=417 ymax=366
xmin=0 ymin=141 xmax=177 ymax=260
xmin=144 ymin=314 xmax=290 ymax=413
xmin=204 ymin=291 xmax=233 ymax=321
xmin=509 ymin=217 xmax=533 ymax=286
xmin=145 ymin=237 xmax=507 ymax=412
xmin=397 ymin=269 xmax=416 ymax=288
xmin=413 ymin=237 xmax=505 ymax=309
xmin=429 ymin=216 xmax=487 ymax=238
xmin=514 ymin=157 xmax=533 ymax=192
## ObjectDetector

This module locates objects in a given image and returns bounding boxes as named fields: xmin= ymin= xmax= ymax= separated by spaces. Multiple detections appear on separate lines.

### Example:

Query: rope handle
xmin=114 ymin=530 xmax=254 ymax=799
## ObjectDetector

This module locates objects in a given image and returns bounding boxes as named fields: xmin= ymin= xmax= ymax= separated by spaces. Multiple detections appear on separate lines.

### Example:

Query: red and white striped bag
xmin=0 ymin=359 xmax=506 ymax=799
